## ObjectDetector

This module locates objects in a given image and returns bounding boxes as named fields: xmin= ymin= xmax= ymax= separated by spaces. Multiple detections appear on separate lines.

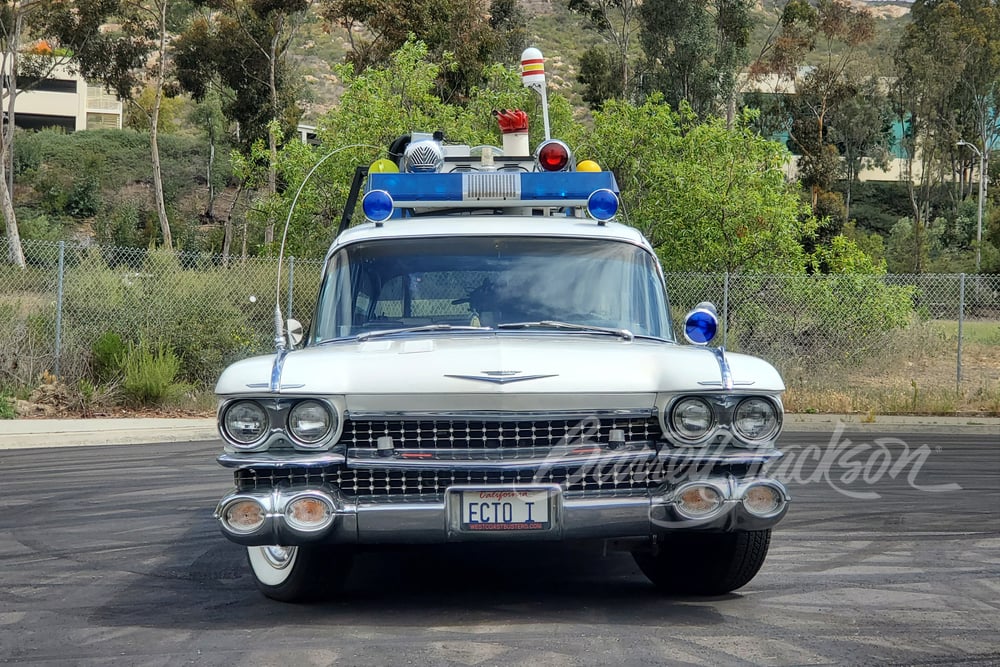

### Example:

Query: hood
xmin=216 ymin=334 xmax=784 ymax=411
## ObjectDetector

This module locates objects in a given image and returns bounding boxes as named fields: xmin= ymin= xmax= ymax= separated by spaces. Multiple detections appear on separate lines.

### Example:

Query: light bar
xmin=366 ymin=171 xmax=619 ymax=209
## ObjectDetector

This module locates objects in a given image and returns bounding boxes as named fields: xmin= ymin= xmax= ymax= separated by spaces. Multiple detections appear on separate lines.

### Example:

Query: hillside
xmin=291 ymin=0 xmax=912 ymax=120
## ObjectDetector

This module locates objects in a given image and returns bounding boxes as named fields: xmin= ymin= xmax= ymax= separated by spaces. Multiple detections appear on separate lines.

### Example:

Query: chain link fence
xmin=2 ymin=238 xmax=998 ymax=412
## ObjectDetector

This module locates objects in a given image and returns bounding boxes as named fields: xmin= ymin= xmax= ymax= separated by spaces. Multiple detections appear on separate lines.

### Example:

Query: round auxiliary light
xmin=733 ymin=397 xmax=780 ymax=442
xmin=675 ymin=484 xmax=724 ymax=519
xmin=221 ymin=498 xmax=266 ymax=533
xmin=670 ymin=396 xmax=715 ymax=441
xmin=284 ymin=494 xmax=335 ymax=531
xmin=577 ymin=159 xmax=601 ymax=172
xmin=287 ymin=400 xmax=335 ymax=446
xmin=683 ymin=302 xmax=719 ymax=345
xmin=742 ymin=483 xmax=783 ymax=517
xmin=369 ymin=158 xmax=399 ymax=174
xmin=223 ymin=400 xmax=268 ymax=447
xmin=587 ymin=188 xmax=619 ymax=221
xmin=536 ymin=139 xmax=571 ymax=172
xmin=362 ymin=189 xmax=394 ymax=223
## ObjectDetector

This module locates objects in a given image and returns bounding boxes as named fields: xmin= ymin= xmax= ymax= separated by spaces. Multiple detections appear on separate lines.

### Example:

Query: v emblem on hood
xmin=445 ymin=371 xmax=558 ymax=384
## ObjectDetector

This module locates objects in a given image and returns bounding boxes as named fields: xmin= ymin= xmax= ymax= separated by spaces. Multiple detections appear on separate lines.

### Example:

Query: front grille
xmin=234 ymin=460 xmax=667 ymax=498
xmin=342 ymin=416 xmax=662 ymax=452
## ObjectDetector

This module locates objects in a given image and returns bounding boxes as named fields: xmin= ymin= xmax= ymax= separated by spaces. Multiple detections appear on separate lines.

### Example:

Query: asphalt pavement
xmin=0 ymin=413 xmax=996 ymax=449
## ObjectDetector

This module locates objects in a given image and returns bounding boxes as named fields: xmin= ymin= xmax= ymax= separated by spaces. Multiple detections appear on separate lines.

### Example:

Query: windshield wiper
xmin=496 ymin=320 xmax=634 ymax=341
xmin=356 ymin=324 xmax=491 ymax=342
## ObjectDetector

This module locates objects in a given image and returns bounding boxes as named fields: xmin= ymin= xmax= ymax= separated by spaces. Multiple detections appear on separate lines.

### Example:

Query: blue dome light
xmin=684 ymin=308 xmax=718 ymax=345
xmin=587 ymin=188 xmax=619 ymax=221
xmin=362 ymin=189 xmax=394 ymax=222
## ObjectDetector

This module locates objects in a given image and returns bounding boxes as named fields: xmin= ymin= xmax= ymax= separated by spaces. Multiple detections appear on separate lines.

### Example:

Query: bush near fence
xmin=1 ymin=239 xmax=998 ymax=414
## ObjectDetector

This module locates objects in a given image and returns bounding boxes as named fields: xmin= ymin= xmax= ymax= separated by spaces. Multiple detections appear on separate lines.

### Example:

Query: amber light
xmin=743 ymin=484 xmax=782 ymax=516
xmin=285 ymin=496 xmax=333 ymax=530
xmin=224 ymin=499 xmax=265 ymax=532
xmin=675 ymin=484 xmax=724 ymax=519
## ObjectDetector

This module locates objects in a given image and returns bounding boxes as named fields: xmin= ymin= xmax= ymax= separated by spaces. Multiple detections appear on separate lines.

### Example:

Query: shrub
xmin=92 ymin=331 xmax=126 ymax=382
xmin=121 ymin=340 xmax=185 ymax=406
xmin=0 ymin=392 xmax=15 ymax=419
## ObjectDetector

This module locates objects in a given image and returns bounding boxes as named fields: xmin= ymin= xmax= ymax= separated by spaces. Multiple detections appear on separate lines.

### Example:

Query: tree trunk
xmin=0 ymin=159 xmax=25 ymax=268
xmin=2 ymin=9 xmax=25 ymax=268
xmin=150 ymin=0 xmax=172 ymax=249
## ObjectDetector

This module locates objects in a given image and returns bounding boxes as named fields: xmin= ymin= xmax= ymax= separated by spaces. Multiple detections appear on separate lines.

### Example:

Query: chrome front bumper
xmin=214 ymin=476 xmax=790 ymax=546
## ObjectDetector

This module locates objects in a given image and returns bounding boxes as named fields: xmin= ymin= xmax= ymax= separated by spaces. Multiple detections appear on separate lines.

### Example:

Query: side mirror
xmin=286 ymin=318 xmax=304 ymax=348
xmin=683 ymin=302 xmax=718 ymax=345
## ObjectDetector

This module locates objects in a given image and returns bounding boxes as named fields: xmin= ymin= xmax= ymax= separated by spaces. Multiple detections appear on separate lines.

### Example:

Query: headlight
xmin=287 ymin=400 xmax=335 ymax=446
xmin=733 ymin=398 xmax=780 ymax=442
xmin=223 ymin=401 xmax=268 ymax=447
xmin=669 ymin=397 xmax=715 ymax=442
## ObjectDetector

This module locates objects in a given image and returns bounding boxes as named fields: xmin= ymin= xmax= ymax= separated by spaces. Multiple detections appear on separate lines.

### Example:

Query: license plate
xmin=460 ymin=489 xmax=551 ymax=531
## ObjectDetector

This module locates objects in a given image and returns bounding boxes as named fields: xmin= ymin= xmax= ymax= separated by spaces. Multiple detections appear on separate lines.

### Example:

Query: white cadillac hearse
xmin=213 ymin=91 xmax=789 ymax=602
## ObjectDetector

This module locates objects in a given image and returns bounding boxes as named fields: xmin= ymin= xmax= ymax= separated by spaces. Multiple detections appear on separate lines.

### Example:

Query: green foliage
xmin=584 ymin=98 xmax=812 ymax=273
xmin=92 ymin=331 xmax=127 ymax=383
xmin=728 ymin=273 xmax=915 ymax=371
xmin=639 ymin=0 xmax=752 ymax=117
xmin=0 ymin=392 xmax=14 ymax=419
xmin=320 ymin=0 xmax=527 ymax=100
xmin=67 ymin=174 xmax=101 ymax=218
xmin=121 ymin=340 xmax=185 ymax=406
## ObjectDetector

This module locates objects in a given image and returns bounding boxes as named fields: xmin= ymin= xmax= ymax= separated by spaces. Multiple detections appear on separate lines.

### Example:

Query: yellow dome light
xmin=576 ymin=160 xmax=601 ymax=172
xmin=369 ymin=158 xmax=399 ymax=174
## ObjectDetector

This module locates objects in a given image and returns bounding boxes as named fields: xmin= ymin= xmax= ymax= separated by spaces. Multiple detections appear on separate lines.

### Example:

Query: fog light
xmin=222 ymin=499 xmax=265 ymax=533
xmin=675 ymin=484 xmax=723 ymax=518
xmin=743 ymin=484 xmax=784 ymax=517
xmin=284 ymin=494 xmax=334 ymax=531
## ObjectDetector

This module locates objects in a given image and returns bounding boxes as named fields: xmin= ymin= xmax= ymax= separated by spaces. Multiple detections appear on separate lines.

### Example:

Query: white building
xmin=3 ymin=63 xmax=123 ymax=132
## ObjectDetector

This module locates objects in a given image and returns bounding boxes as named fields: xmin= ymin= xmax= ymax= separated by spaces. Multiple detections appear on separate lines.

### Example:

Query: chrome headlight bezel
xmin=666 ymin=396 xmax=717 ymax=445
xmin=286 ymin=399 xmax=338 ymax=449
xmin=217 ymin=396 xmax=344 ymax=452
xmin=732 ymin=396 xmax=782 ymax=444
xmin=221 ymin=400 xmax=270 ymax=449
xmin=659 ymin=393 xmax=783 ymax=448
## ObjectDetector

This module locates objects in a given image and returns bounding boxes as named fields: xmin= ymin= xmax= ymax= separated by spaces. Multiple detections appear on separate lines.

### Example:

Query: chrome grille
xmin=234 ymin=461 xmax=666 ymax=498
xmin=342 ymin=416 xmax=662 ymax=452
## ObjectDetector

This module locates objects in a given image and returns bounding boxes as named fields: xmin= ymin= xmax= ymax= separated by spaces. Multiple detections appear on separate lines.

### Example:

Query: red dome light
xmin=537 ymin=140 xmax=571 ymax=172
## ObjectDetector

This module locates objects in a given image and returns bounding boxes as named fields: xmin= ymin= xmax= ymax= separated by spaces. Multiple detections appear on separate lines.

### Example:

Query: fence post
xmin=722 ymin=271 xmax=729 ymax=348
xmin=957 ymin=273 xmax=965 ymax=393
xmin=287 ymin=256 xmax=295 ymax=320
xmin=54 ymin=240 xmax=65 ymax=378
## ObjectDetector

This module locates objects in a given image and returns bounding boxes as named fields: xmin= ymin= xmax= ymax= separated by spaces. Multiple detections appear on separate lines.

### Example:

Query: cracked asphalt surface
xmin=0 ymin=428 xmax=997 ymax=666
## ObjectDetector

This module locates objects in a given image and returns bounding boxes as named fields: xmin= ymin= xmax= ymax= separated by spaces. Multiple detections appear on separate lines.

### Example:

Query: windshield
xmin=311 ymin=236 xmax=672 ymax=342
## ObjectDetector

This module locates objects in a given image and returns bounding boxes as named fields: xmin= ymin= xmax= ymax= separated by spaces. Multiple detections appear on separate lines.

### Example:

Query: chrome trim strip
xmin=269 ymin=349 xmax=288 ymax=393
xmin=343 ymin=448 xmax=781 ymax=470
xmin=218 ymin=452 xmax=347 ymax=469
xmin=347 ymin=450 xmax=659 ymax=470
xmin=713 ymin=346 xmax=734 ymax=390
xmin=344 ymin=408 xmax=656 ymax=420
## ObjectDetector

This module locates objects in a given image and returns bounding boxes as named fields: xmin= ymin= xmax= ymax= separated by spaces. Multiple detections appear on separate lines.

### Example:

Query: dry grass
xmin=785 ymin=319 xmax=1000 ymax=416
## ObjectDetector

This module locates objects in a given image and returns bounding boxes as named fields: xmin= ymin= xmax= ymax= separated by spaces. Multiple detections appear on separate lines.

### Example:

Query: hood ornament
xmin=445 ymin=370 xmax=557 ymax=385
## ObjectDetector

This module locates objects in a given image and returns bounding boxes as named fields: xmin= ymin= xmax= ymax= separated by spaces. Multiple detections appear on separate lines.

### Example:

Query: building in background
xmin=3 ymin=63 xmax=123 ymax=132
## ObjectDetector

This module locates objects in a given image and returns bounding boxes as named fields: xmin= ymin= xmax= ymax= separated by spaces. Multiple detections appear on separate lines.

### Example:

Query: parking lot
xmin=0 ymin=428 xmax=997 ymax=666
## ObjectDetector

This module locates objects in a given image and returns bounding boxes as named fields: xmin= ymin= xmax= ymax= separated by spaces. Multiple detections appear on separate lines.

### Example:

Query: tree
xmin=175 ymin=0 xmax=312 ymax=246
xmin=895 ymin=0 xmax=1000 ymax=272
xmin=568 ymin=0 xmax=640 ymax=106
xmin=0 ymin=0 xmax=116 ymax=267
xmin=637 ymin=0 xmax=753 ymax=121
xmin=582 ymin=96 xmax=814 ymax=273
xmin=321 ymin=0 xmax=526 ymax=101
xmin=72 ymin=0 xmax=182 ymax=249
